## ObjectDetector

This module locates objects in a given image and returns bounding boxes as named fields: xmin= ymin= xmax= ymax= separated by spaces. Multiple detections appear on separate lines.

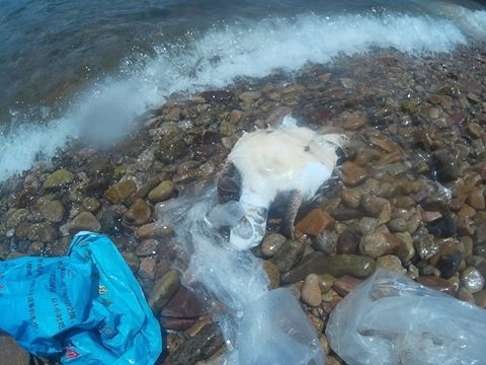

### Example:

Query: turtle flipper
xmin=280 ymin=190 xmax=303 ymax=239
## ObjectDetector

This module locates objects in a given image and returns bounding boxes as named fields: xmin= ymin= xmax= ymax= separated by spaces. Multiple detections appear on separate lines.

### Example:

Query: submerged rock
xmin=282 ymin=253 xmax=375 ymax=283
xmin=69 ymin=212 xmax=101 ymax=233
xmin=43 ymin=169 xmax=74 ymax=190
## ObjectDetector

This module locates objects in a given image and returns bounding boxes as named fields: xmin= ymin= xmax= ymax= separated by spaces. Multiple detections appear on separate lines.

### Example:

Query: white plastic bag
xmin=326 ymin=269 xmax=486 ymax=365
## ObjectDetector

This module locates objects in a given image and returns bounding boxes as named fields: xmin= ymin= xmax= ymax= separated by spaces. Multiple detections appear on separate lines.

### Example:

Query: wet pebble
xmin=69 ymin=211 xmax=101 ymax=233
xmin=461 ymin=267 xmax=485 ymax=293
xmin=301 ymin=274 xmax=322 ymax=307
xmin=261 ymin=233 xmax=286 ymax=258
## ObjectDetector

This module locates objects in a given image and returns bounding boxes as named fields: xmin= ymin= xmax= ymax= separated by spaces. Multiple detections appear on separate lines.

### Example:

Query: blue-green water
xmin=0 ymin=0 xmax=485 ymax=181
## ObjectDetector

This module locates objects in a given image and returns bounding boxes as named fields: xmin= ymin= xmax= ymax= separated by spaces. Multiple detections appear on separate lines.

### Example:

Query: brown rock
xmin=468 ymin=188 xmax=485 ymax=210
xmin=136 ymin=222 xmax=172 ymax=239
xmin=125 ymin=199 xmax=152 ymax=225
xmin=295 ymin=209 xmax=334 ymax=236
xmin=473 ymin=290 xmax=486 ymax=308
xmin=360 ymin=232 xmax=401 ymax=258
xmin=148 ymin=180 xmax=175 ymax=203
xmin=342 ymin=189 xmax=362 ymax=208
xmin=262 ymin=260 xmax=280 ymax=289
xmin=340 ymin=111 xmax=368 ymax=130
xmin=342 ymin=162 xmax=367 ymax=187
xmin=161 ymin=286 xmax=204 ymax=319
xmin=301 ymin=274 xmax=322 ymax=307
xmin=136 ymin=239 xmax=159 ymax=257
xmin=138 ymin=256 xmax=156 ymax=281
xmin=376 ymin=255 xmax=405 ymax=273
xmin=104 ymin=180 xmax=137 ymax=204
xmin=417 ymin=276 xmax=456 ymax=295
xmin=360 ymin=195 xmax=390 ymax=218
xmin=333 ymin=275 xmax=362 ymax=296
xmin=0 ymin=336 xmax=30 ymax=365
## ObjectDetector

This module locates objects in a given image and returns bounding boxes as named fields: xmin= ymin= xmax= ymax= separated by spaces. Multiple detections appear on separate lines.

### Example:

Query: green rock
xmin=271 ymin=240 xmax=304 ymax=273
xmin=27 ymin=222 xmax=56 ymax=243
xmin=148 ymin=180 xmax=175 ymax=203
xmin=282 ymin=254 xmax=375 ymax=284
xmin=43 ymin=169 xmax=74 ymax=190
xmin=104 ymin=180 xmax=137 ymax=204
xmin=82 ymin=197 xmax=101 ymax=212
xmin=37 ymin=198 xmax=64 ymax=223
xmin=149 ymin=270 xmax=181 ymax=314
xmin=6 ymin=209 xmax=29 ymax=229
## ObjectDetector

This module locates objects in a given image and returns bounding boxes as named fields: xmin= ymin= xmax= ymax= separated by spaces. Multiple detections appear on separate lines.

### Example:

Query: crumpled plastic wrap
xmin=0 ymin=232 xmax=162 ymax=365
xmin=238 ymin=288 xmax=325 ymax=365
xmin=158 ymin=188 xmax=324 ymax=364
xmin=326 ymin=269 xmax=486 ymax=365
xmin=227 ymin=117 xmax=344 ymax=250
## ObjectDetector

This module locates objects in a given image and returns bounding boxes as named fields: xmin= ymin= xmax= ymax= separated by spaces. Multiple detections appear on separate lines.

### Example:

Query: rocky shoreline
xmin=1 ymin=43 xmax=486 ymax=364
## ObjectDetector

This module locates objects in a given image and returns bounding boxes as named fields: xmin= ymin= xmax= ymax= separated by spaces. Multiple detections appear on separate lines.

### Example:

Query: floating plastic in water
xmin=0 ymin=232 xmax=162 ymax=365
xmin=326 ymin=269 xmax=486 ymax=365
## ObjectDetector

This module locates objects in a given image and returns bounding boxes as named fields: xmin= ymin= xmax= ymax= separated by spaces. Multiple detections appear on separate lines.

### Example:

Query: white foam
xmin=2 ymin=8 xmax=485 ymax=182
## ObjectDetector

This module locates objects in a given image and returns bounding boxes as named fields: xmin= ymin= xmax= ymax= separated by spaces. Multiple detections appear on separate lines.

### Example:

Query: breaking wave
xmin=1 ymin=8 xmax=486 ymax=182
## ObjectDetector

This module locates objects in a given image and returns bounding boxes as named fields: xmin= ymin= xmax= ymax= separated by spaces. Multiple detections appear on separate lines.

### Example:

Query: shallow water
xmin=1 ymin=0 xmax=486 ymax=182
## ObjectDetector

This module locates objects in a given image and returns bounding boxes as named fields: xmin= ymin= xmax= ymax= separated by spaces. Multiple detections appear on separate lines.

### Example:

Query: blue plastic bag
xmin=0 ymin=231 xmax=163 ymax=364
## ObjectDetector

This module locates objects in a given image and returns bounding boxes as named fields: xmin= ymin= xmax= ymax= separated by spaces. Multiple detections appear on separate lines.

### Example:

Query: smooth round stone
xmin=461 ymin=267 xmax=485 ymax=293
xmin=301 ymin=274 xmax=322 ymax=307
xmin=261 ymin=233 xmax=286 ymax=258
xmin=376 ymin=255 xmax=405 ymax=273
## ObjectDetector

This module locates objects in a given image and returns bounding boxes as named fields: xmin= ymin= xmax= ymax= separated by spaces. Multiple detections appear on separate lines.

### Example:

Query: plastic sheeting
xmin=158 ymin=188 xmax=324 ymax=364
xmin=0 ymin=231 xmax=162 ymax=365
xmin=326 ymin=269 xmax=486 ymax=365
xmin=227 ymin=119 xmax=344 ymax=250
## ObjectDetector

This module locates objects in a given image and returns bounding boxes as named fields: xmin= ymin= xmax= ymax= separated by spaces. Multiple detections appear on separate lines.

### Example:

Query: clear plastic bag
xmin=238 ymin=288 xmax=325 ymax=365
xmin=326 ymin=269 xmax=486 ymax=365
xmin=158 ymin=188 xmax=325 ymax=364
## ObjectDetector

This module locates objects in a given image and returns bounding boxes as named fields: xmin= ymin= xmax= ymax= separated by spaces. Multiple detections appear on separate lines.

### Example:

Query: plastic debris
xmin=158 ymin=188 xmax=324 ymax=364
xmin=227 ymin=121 xmax=345 ymax=250
xmin=0 ymin=231 xmax=162 ymax=365
xmin=238 ymin=288 xmax=325 ymax=365
xmin=326 ymin=269 xmax=486 ymax=365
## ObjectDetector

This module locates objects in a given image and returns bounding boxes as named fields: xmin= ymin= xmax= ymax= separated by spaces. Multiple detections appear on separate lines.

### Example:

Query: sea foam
xmin=1 ymin=7 xmax=485 ymax=182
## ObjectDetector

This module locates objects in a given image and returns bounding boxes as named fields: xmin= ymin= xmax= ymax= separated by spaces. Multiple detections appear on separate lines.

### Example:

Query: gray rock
xmin=69 ymin=212 xmax=101 ymax=233
xmin=312 ymin=231 xmax=338 ymax=255
xmin=271 ymin=240 xmax=304 ymax=272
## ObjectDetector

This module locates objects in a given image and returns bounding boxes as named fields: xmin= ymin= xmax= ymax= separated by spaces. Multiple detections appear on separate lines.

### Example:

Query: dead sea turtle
xmin=217 ymin=116 xmax=346 ymax=250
